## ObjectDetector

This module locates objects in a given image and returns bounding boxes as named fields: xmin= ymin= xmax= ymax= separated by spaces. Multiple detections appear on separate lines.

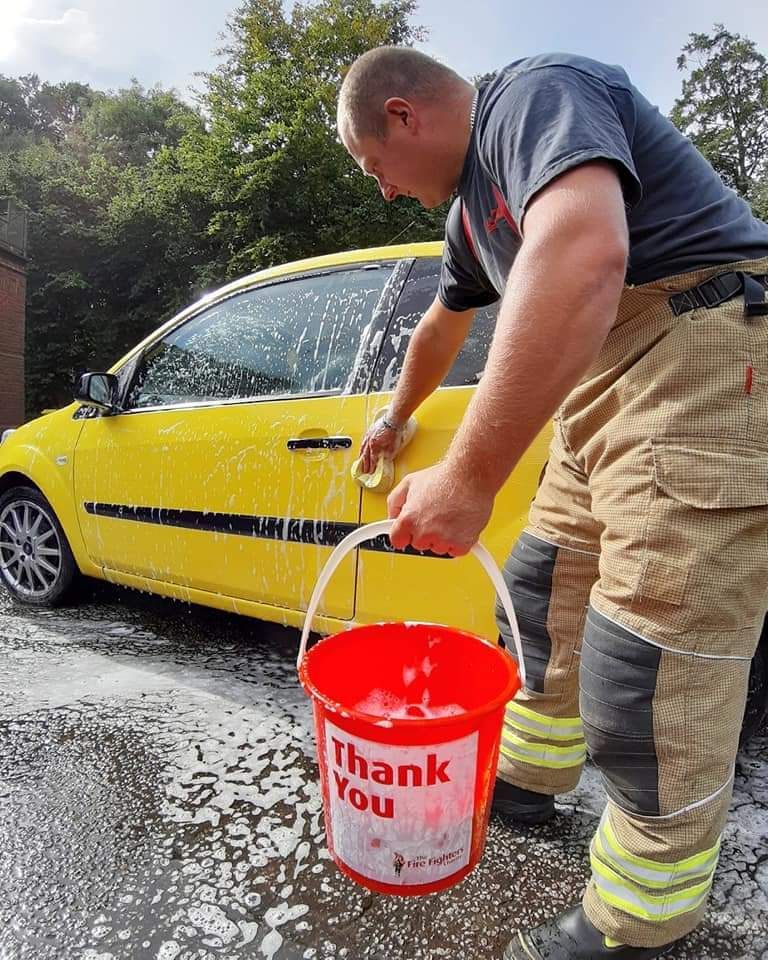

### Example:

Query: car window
xmin=126 ymin=266 xmax=393 ymax=409
xmin=372 ymin=257 xmax=498 ymax=392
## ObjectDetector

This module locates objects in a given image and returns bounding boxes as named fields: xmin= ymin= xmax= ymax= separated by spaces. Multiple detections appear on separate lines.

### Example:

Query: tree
xmin=0 ymin=74 xmax=94 ymax=148
xmin=78 ymin=81 xmax=195 ymax=167
xmin=0 ymin=81 xmax=213 ymax=414
xmin=671 ymin=25 xmax=768 ymax=206
xmin=753 ymin=179 xmax=768 ymax=223
xmin=192 ymin=0 xmax=445 ymax=280
xmin=1 ymin=0 xmax=450 ymax=414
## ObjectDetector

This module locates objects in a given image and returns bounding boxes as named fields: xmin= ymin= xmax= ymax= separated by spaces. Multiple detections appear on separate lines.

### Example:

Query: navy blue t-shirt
xmin=439 ymin=53 xmax=768 ymax=311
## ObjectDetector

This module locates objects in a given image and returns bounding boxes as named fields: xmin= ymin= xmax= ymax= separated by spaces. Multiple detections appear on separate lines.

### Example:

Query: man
xmin=337 ymin=47 xmax=768 ymax=959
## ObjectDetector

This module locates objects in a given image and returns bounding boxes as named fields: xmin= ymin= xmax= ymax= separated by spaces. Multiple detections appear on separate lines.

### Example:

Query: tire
xmin=741 ymin=619 xmax=768 ymax=745
xmin=0 ymin=485 xmax=79 ymax=607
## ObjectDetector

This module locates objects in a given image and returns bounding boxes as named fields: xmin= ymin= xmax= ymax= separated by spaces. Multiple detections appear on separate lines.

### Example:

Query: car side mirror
xmin=74 ymin=372 xmax=121 ymax=414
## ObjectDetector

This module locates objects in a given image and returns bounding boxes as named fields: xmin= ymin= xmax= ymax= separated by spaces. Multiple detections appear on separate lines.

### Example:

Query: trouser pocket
xmin=632 ymin=438 xmax=768 ymax=654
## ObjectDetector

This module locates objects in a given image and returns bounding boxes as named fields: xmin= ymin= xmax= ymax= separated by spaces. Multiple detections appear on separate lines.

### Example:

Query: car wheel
xmin=0 ymin=485 xmax=78 ymax=606
xmin=741 ymin=619 xmax=768 ymax=745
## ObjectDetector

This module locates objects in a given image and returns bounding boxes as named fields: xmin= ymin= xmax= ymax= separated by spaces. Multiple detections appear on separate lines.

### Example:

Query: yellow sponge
xmin=350 ymin=415 xmax=417 ymax=494
xmin=351 ymin=453 xmax=395 ymax=492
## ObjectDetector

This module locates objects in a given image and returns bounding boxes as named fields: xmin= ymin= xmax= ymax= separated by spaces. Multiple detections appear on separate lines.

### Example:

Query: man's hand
xmin=358 ymin=417 xmax=402 ymax=474
xmin=387 ymin=463 xmax=494 ymax=556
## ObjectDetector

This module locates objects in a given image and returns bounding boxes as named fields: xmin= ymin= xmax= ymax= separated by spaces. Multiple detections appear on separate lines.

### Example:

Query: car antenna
xmin=386 ymin=220 xmax=417 ymax=245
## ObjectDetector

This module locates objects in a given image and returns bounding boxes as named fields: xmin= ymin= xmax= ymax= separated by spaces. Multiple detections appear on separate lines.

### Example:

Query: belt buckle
xmin=698 ymin=274 xmax=731 ymax=309
xmin=670 ymin=289 xmax=697 ymax=315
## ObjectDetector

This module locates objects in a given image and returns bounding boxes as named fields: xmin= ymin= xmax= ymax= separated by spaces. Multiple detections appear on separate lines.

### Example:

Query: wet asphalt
xmin=0 ymin=583 xmax=766 ymax=960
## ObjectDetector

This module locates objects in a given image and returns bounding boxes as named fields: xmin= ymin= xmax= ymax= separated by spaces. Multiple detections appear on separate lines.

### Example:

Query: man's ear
xmin=384 ymin=97 xmax=417 ymax=132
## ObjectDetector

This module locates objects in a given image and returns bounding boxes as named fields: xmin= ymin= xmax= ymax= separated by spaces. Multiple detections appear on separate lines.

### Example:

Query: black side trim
xmin=495 ymin=531 xmax=558 ymax=693
xmin=580 ymin=607 xmax=661 ymax=816
xmin=82 ymin=502 xmax=449 ymax=559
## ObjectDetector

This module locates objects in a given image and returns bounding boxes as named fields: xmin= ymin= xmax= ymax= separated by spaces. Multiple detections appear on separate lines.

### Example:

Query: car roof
xmin=217 ymin=240 xmax=443 ymax=299
xmin=111 ymin=240 xmax=444 ymax=373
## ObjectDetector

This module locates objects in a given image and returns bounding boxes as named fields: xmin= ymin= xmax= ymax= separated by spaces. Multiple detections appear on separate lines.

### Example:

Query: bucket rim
xmin=298 ymin=620 xmax=521 ymax=729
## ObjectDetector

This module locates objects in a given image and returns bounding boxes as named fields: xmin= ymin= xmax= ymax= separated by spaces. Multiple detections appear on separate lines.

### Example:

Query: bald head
xmin=337 ymin=46 xmax=475 ymax=210
xmin=338 ymin=46 xmax=469 ymax=145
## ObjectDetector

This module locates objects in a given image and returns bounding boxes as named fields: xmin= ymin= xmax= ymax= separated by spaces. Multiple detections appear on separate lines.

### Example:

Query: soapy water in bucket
xmin=354 ymin=656 xmax=468 ymax=720
xmin=354 ymin=688 xmax=466 ymax=720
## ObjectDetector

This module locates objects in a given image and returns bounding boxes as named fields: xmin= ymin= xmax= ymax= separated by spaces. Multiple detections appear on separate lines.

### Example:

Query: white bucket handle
xmin=297 ymin=519 xmax=527 ymax=689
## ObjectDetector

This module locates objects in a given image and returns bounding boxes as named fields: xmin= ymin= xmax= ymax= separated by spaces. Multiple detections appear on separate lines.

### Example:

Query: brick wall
xmin=0 ymin=249 xmax=26 ymax=430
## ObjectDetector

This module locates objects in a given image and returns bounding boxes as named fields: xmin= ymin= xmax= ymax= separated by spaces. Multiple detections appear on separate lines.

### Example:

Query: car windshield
xmin=127 ymin=267 xmax=392 ymax=408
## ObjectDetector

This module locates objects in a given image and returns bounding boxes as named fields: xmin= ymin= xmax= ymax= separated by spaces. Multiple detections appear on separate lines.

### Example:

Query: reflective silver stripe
xmin=502 ymin=730 xmax=586 ymax=767
xmin=596 ymin=811 xmax=720 ymax=889
xmin=636 ymin=776 xmax=734 ymax=822
xmin=504 ymin=703 xmax=584 ymax=742
xmin=590 ymin=849 xmax=713 ymax=922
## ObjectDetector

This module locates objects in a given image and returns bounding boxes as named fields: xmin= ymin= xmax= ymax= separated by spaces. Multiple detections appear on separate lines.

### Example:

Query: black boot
xmin=503 ymin=905 xmax=680 ymax=959
xmin=491 ymin=778 xmax=555 ymax=825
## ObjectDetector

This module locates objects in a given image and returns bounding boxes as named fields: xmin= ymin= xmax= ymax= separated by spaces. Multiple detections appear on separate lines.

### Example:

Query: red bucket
xmin=297 ymin=521 xmax=526 ymax=896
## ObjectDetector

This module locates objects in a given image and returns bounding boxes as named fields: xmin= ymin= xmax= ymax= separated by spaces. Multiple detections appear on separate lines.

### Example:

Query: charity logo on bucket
xmin=324 ymin=719 xmax=479 ymax=885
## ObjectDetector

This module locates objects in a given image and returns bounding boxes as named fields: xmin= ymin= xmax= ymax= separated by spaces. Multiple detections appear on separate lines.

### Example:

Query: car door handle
xmin=286 ymin=436 xmax=353 ymax=451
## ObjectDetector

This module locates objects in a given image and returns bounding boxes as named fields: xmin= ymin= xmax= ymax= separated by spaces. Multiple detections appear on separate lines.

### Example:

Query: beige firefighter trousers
xmin=495 ymin=257 xmax=768 ymax=948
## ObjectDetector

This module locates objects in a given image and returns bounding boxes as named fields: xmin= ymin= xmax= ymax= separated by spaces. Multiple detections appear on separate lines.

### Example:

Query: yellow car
xmin=0 ymin=241 xmax=766 ymax=737
xmin=0 ymin=242 xmax=547 ymax=635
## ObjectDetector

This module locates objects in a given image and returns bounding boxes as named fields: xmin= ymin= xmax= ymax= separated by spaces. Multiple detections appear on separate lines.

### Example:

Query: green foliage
xmin=1 ymin=0 xmax=445 ymax=417
xmin=194 ymin=0 xmax=443 ymax=280
xmin=1 ymin=76 xmax=212 ymax=414
xmin=78 ymin=80 xmax=194 ymax=167
xmin=0 ymin=74 xmax=94 ymax=147
xmin=753 ymin=179 xmax=768 ymax=223
xmin=671 ymin=24 xmax=768 ymax=204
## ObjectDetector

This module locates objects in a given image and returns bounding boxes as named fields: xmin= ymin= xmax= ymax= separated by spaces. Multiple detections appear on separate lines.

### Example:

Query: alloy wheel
xmin=0 ymin=499 xmax=63 ymax=597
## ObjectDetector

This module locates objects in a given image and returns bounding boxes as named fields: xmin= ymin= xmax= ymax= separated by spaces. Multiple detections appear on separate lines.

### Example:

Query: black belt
xmin=669 ymin=270 xmax=768 ymax=317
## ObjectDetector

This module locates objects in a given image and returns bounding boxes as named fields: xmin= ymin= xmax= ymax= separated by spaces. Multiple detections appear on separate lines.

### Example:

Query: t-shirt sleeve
xmin=438 ymin=198 xmax=499 ymax=312
xmin=480 ymin=65 xmax=642 ymax=228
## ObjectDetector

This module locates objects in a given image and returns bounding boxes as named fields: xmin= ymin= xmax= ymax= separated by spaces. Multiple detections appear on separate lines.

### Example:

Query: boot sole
xmin=503 ymin=932 xmax=541 ymax=960
xmin=492 ymin=800 xmax=556 ymax=826
xmin=503 ymin=929 xmax=681 ymax=959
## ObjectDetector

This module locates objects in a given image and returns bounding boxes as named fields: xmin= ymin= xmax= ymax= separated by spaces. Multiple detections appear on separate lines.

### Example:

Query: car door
xmin=355 ymin=255 xmax=552 ymax=637
xmin=73 ymin=261 xmax=400 ymax=619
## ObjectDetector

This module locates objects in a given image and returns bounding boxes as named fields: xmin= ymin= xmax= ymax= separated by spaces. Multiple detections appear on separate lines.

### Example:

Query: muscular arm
xmin=443 ymin=161 xmax=629 ymax=494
